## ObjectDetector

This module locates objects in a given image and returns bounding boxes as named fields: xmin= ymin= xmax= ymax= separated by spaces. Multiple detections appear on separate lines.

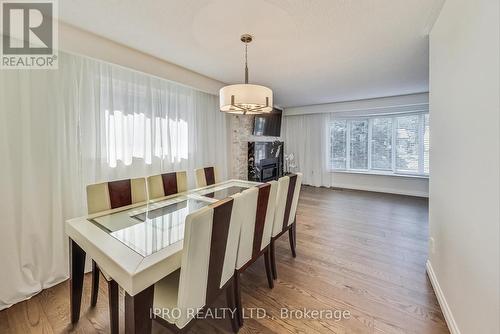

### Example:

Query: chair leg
xmin=90 ymin=260 xmax=99 ymax=307
xmin=270 ymin=239 xmax=277 ymax=280
xmin=234 ymin=272 xmax=243 ymax=328
xmin=293 ymin=218 xmax=297 ymax=243
xmin=226 ymin=280 xmax=239 ymax=333
xmin=289 ymin=223 xmax=297 ymax=258
xmin=108 ymin=280 xmax=119 ymax=334
xmin=264 ymin=249 xmax=274 ymax=289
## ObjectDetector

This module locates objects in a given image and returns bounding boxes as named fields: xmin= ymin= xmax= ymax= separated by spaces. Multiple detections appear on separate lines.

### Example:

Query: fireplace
xmin=260 ymin=158 xmax=279 ymax=181
xmin=248 ymin=141 xmax=284 ymax=182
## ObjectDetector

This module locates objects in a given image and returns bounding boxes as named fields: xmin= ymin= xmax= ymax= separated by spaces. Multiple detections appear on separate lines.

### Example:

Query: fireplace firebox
xmin=248 ymin=141 xmax=284 ymax=182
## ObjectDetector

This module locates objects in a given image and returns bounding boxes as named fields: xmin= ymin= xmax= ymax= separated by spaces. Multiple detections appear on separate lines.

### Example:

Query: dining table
xmin=65 ymin=179 xmax=262 ymax=333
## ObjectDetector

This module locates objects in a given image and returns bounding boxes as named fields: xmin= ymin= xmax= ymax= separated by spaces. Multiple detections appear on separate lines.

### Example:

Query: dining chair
xmin=147 ymin=171 xmax=188 ymax=200
xmin=86 ymin=177 xmax=147 ymax=333
xmin=233 ymin=181 xmax=278 ymax=327
xmin=195 ymin=166 xmax=218 ymax=187
xmin=153 ymin=194 xmax=245 ymax=333
xmin=269 ymin=173 xmax=303 ymax=280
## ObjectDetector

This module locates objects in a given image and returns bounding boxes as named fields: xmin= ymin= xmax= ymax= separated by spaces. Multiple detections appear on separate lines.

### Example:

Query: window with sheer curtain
xmin=97 ymin=72 xmax=223 ymax=173
xmin=329 ymin=113 xmax=429 ymax=176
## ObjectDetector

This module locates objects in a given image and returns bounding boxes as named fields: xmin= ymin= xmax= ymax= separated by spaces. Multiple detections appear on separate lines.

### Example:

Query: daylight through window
xmin=329 ymin=113 xmax=429 ymax=176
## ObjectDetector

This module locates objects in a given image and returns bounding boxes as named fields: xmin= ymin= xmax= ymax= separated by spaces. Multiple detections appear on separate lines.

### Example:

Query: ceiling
xmin=59 ymin=0 xmax=445 ymax=107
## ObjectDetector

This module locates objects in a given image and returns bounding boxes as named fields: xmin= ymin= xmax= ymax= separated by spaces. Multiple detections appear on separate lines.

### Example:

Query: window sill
xmin=332 ymin=169 xmax=429 ymax=179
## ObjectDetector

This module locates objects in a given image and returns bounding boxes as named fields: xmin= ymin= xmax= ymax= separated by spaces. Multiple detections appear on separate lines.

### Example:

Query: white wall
xmin=428 ymin=0 xmax=500 ymax=333
xmin=333 ymin=173 xmax=428 ymax=197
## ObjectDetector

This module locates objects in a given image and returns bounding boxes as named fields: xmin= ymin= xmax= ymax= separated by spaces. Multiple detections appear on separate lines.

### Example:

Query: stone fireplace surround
xmin=228 ymin=114 xmax=282 ymax=180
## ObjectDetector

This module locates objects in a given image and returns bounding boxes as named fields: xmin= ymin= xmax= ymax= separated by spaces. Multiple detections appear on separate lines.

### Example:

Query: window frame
xmin=330 ymin=112 xmax=429 ymax=178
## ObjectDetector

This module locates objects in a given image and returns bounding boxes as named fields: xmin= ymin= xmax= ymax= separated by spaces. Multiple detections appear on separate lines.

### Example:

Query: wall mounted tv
xmin=253 ymin=108 xmax=282 ymax=137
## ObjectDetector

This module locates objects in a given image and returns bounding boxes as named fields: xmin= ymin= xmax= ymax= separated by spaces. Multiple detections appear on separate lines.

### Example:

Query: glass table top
xmin=131 ymin=198 xmax=207 ymax=222
xmin=89 ymin=181 xmax=255 ymax=257
xmin=201 ymin=186 xmax=248 ymax=200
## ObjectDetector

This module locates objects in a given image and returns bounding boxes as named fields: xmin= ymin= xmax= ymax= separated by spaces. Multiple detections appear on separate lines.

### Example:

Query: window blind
xmin=395 ymin=115 xmax=420 ymax=173
xmin=371 ymin=117 xmax=393 ymax=170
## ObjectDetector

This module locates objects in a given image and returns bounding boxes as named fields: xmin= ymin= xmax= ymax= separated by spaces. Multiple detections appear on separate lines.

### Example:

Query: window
xmin=330 ymin=120 xmax=347 ymax=169
xmin=330 ymin=112 xmax=429 ymax=176
xmin=350 ymin=120 xmax=368 ymax=169
xmin=424 ymin=113 xmax=430 ymax=174
xmin=371 ymin=117 xmax=393 ymax=170
xmin=102 ymin=80 xmax=196 ymax=168
xmin=395 ymin=115 xmax=419 ymax=173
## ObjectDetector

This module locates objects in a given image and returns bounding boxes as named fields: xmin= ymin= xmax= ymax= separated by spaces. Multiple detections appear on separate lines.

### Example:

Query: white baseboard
xmin=426 ymin=260 xmax=461 ymax=334
xmin=332 ymin=183 xmax=429 ymax=197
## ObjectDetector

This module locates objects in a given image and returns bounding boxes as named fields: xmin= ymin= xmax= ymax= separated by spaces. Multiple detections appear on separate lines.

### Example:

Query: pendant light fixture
xmin=219 ymin=34 xmax=273 ymax=114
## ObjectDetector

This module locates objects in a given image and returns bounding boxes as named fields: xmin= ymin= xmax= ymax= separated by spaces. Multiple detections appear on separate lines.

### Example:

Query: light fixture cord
xmin=244 ymin=42 xmax=249 ymax=84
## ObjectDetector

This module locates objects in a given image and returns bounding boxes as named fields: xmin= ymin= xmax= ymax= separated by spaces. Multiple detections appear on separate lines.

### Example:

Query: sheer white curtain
xmin=78 ymin=55 xmax=227 ymax=184
xmin=0 ymin=52 xmax=227 ymax=309
xmin=282 ymin=113 xmax=333 ymax=187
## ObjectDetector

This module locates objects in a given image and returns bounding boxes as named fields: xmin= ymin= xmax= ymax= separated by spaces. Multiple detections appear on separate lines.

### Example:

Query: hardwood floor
xmin=0 ymin=186 xmax=449 ymax=333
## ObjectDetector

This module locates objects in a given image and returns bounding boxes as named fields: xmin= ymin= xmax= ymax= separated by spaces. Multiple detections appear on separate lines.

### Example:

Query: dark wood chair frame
xmin=87 ymin=178 xmax=147 ymax=334
xmin=270 ymin=218 xmax=297 ymax=280
xmin=234 ymin=245 xmax=274 ymax=327
xmin=90 ymin=256 xmax=120 ymax=334
xmin=70 ymin=242 xmax=121 ymax=333
xmin=233 ymin=183 xmax=274 ymax=327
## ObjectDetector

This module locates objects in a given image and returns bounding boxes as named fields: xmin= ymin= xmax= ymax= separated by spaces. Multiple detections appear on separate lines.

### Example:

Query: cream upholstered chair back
xmin=272 ymin=175 xmax=290 ymax=237
xmin=259 ymin=180 xmax=279 ymax=250
xmin=86 ymin=177 xmax=147 ymax=214
xmin=224 ymin=188 xmax=258 ymax=277
xmin=175 ymin=205 xmax=212 ymax=329
xmin=271 ymin=173 xmax=301 ymax=236
xmin=235 ymin=182 xmax=278 ymax=270
xmin=175 ymin=196 xmax=240 ymax=329
xmin=195 ymin=166 xmax=218 ymax=187
xmin=287 ymin=173 xmax=303 ymax=227
xmin=147 ymin=171 xmax=188 ymax=200
xmin=233 ymin=187 xmax=259 ymax=270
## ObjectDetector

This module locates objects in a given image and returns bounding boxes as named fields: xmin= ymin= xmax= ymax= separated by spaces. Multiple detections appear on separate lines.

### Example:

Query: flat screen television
xmin=253 ymin=109 xmax=282 ymax=137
